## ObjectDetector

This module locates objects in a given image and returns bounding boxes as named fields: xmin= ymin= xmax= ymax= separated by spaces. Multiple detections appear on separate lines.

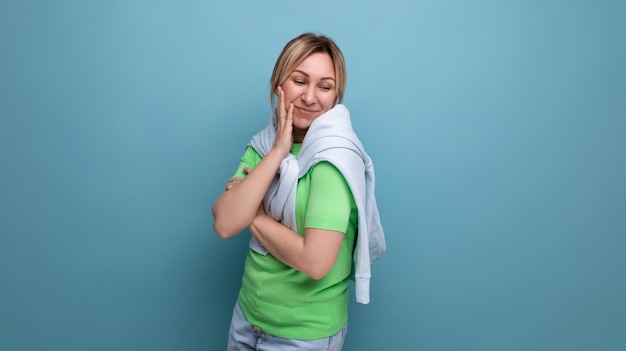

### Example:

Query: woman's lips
xmin=295 ymin=106 xmax=319 ymax=114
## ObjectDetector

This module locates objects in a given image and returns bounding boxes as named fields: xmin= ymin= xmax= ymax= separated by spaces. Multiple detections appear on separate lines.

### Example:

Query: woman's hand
xmin=274 ymin=86 xmax=294 ymax=155
xmin=224 ymin=167 xmax=251 ymax=191
xmin=213 ymin=91 xmax=294 ymax=238
xmin=225 ymin=177 xmax=244 ymax=191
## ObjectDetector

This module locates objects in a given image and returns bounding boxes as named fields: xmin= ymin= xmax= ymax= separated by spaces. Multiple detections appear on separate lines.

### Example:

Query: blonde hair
xmin=269 ymin=33 xmax=347 ymax=110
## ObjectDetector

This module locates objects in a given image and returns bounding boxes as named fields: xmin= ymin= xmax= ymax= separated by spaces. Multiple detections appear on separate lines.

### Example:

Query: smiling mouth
xmin=295 ymin=106 xmax=319 ymax=114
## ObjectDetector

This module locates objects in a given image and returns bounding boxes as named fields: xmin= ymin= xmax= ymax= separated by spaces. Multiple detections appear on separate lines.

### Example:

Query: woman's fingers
xmin=225 ymin=168 xmax=254 ymax=191
xmin=286 ymin=102 xmax=294 ymax=127
xmin=277 ymin=86 xmax=286 ymax=122
xmin=225 ymin=177 xmax=244 ymax=191
xmin=272 ymin=85 xmax=293 ymax=153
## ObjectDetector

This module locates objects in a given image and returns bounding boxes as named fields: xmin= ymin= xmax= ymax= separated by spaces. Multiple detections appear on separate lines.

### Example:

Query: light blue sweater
xmin=248 ymin=104 xmax=386 ymax=304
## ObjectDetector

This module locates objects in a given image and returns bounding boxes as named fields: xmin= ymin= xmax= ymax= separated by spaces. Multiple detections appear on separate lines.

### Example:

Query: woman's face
xmin=280 ymin=52 xmax=337 ymax=134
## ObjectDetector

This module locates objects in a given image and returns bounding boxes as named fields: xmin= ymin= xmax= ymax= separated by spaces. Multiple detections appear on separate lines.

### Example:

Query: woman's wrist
xmin=269 ymin=140 xmax=292 ymax=159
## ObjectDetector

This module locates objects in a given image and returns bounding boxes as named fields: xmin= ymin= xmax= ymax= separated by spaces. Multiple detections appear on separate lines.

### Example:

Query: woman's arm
xmin=249 ymin=161 xmax=353 ymax=280
xmin=212 ymin=149 xmax=284 ymax=238
xmin=212 ymin=87 xmax=294 ymax=238
xmin=249 ymin=214 xmax=344 ymax=280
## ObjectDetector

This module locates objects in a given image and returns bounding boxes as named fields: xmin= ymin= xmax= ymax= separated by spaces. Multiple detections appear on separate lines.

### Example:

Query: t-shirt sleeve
xmin=232 ymin=146 xmax=262 ymax=178
xmin=304 ymin=161 xmax=354 ymax=233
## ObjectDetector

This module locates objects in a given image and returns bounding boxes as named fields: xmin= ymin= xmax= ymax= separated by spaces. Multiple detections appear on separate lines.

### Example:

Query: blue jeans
xmin=227 ymin=302 xmax=348 ymax=351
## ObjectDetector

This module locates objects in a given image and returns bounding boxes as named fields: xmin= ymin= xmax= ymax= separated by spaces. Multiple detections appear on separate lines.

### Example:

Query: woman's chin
xmin=292 ymin=118 xmax=314 ymax=131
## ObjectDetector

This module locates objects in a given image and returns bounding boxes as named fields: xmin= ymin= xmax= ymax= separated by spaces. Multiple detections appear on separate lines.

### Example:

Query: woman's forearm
xmin=212 ymin=148 xmax=287 ymax=238
xmin=249 ymin=214 xmax=344 ymax=280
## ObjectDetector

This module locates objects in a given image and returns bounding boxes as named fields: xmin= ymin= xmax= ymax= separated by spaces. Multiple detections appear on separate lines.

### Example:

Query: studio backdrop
xmin=1 ymin=1 xmax=624 ymax=350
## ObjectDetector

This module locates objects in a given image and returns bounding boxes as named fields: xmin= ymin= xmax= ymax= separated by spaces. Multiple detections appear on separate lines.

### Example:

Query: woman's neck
xmin=293 ymin=127 xmax=308 ymax=143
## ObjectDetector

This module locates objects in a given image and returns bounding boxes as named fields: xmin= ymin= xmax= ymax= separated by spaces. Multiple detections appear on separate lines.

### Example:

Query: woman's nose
xmin=301 ymin=86 xmax=316 ymax=105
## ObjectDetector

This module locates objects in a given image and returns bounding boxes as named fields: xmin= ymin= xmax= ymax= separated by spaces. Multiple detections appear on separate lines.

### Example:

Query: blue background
xmin=1 ymin=1 xmax=625 ymax=350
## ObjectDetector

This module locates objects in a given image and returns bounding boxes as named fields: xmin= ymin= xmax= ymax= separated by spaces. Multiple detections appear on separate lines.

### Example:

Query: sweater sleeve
xmin=304 ymin=161 xmax=355 ymax=233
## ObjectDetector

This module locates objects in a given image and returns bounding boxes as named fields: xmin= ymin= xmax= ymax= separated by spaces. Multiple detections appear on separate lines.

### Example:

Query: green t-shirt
xmin=234 ymin=144 xmax=358 ymax=340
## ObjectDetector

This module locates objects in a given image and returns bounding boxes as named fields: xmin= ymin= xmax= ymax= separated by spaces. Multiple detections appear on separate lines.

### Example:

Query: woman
xmin=212 ymin=33 xmax=385 ymax=351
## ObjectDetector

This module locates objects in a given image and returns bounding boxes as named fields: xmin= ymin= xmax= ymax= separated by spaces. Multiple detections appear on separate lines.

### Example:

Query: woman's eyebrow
xmin=292 ymin=69 xmax=336 ymax=81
